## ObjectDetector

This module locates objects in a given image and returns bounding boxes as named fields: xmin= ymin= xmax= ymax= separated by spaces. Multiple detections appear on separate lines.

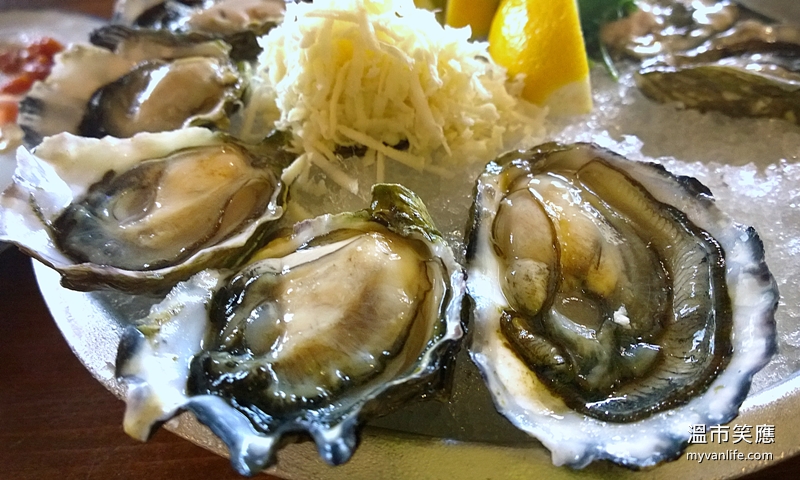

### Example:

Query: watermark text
xmin=688 ymin=424 xmax=775 ymax=445
xmin=686 ymin=424 xmax=775 ymax=463
xmin=686 ymin=450 xmax=774 ymax=463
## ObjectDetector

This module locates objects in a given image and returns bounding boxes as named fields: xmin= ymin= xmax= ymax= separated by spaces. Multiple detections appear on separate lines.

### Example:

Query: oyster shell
xmin=18 ymin=25 xmax=247 ymax=147
xmin=602 ymin=0 xmax=800 ymax=122
xmin=121 ymin=0 xmax=285 ymax=37
xmin=601 ymin=0 xmax=741 ymax=59
xmin=636 ymin=20 xmax=800 ymax=123
xmin=112 ymin=0 xmax=285 ymax=62
xmin=465 ymin=142 xmax=778 ymax=467
xmin=115 ymin=184 xmax=465 ymax=475
xmin=0 ymin=127 xmax=294 ymax=293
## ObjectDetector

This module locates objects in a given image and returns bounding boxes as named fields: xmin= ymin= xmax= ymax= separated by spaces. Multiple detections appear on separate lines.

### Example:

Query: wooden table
xmin=1 ymin=0 xmax=799 ymax=479
xmin=0 ymin=249 xmax=270 ymax=479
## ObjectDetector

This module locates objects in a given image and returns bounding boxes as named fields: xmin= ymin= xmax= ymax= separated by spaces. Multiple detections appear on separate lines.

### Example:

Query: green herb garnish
xmin=578 ymin=0 xmax=637 ymax=74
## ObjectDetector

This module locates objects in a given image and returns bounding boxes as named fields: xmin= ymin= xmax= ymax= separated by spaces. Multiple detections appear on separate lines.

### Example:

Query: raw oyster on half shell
xmin=601 ymin=0 xmax=741 ymax=60
xmin=112 ymin=0 xmax=286 ymax=63
xmin=465 ymin=142 xmax=778 ymax=467
xmin=18 ymin=25 xmax=248 ymax=147
xmin=116 ymin=184 xmax=465 ymax=475
xmin=0 ymin=127 xmax=294 ymax=293
xmin=115 ymin=0 xmax=284 ymax=37
xmin=636 ymin=19 xmax=800 ymax=123
xmin=602 ymin=0 xmax=800 ymax=123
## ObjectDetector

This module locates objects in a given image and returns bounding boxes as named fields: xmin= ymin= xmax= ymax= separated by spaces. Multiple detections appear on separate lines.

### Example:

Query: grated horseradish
xmin=245 ymin=0 xmax=546 ymax=193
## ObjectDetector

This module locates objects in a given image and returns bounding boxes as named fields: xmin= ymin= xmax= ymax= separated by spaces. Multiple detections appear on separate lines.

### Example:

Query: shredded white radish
xmin=250 ymin=0 xmax=546 ymax=183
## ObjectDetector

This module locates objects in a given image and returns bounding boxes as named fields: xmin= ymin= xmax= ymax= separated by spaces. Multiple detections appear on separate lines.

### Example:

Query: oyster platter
xmin=2 ymin=0 xmax=800 ymax=478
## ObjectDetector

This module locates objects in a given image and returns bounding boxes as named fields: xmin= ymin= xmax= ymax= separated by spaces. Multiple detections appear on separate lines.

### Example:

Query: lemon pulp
xmin=488 ymin=0 xmax=592 ymax=115
xmin=444 ymin=0 xmax=500 ymax=39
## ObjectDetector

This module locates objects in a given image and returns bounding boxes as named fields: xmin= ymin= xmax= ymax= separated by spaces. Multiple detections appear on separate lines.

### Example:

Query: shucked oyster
xmin=0 ymin=127 xmax=293 ymax=292
xmin=602 ymin=0 xmax=800 ymax=122
xmin=636 ymin=20 xmax=800 ymax=123
xmin=466 ymin=142 xmax=777 ymax=467
xmin=118 ymin=0 xmax=285 ymax=37
xmin=601 ymin=0 xmax=741 ymax=59
xmin=18 ymin=25 xmax=247 ymax=147
xmin=111 ymin=0 xmax=285 ymax=64
xmin=116 ymin=184 xmax=465 ymax=475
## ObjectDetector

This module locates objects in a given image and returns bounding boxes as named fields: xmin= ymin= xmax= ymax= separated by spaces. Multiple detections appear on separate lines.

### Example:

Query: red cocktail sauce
xmin=0 ymin=37 xmax=64 ymax=125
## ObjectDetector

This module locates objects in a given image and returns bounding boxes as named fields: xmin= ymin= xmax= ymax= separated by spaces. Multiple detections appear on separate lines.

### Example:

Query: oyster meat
xmin=111 ymin=0 xmax=286 ymax=63
xmin=18 ymin=25 xmax=247 ymax=147
xmin=116 ymin=184 xmax=465 ymax=475
xmin=602 ymin=0 xmax=800 ymax=122
xmin=122 ymin=0 xmax=285 ymax=36
xmin=465 ymin=142 xmax=778 ymax=467
xmin=0 ymin=127 xmax=294 ymax=292
xmin=601 ymin=0 xmax=741 ymax=59
xmin=636 ymin=20 xmax=800 ymax=123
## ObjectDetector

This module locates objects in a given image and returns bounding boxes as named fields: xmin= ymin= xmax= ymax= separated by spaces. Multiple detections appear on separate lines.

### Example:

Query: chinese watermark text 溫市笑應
xmin=688 ymin=424 xmax=775 ymax=445
xmin=686 ymin=424 xmax=775 ymax=463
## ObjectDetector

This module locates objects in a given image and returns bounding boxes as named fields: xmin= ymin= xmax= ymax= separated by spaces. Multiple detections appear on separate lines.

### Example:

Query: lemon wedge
xmin=444 ymin=0 xmax=500 ymax=39
xmin=413 ymin=0 xmax=442 ymax=10
xmin=488 ymin=0 xmax=592 ymax=115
